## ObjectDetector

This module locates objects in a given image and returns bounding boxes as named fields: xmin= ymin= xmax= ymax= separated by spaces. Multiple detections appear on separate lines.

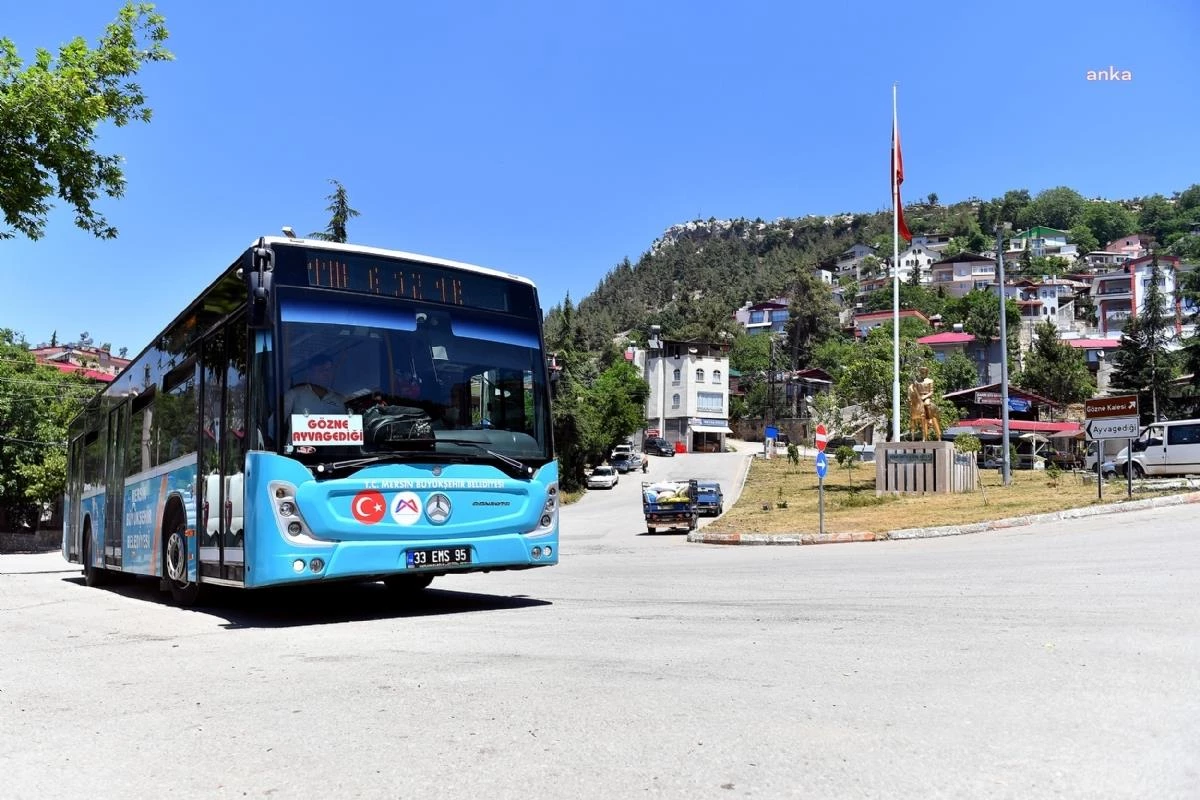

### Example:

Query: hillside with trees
xmin=541 ymin=184 xmax=1200 ymax=487
xmin=546 ymin=184 xmax=1200 ymax=358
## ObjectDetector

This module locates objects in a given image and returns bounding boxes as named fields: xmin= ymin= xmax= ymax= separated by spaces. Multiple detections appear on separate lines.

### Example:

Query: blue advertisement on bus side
xmin=121 ymin=462 xmax=198 ymax=575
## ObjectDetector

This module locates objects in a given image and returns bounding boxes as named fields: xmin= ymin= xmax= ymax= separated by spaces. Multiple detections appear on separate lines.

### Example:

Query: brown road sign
xmin=1085 ymin=394 xmax=1139 ymax=419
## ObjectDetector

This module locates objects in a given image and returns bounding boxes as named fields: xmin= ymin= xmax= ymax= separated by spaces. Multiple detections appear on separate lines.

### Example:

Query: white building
xmin=1091 ymin=254 xmax=1185 ymax=338
xmin=639 ymin=330 xmax=732 ymax=453
xmin=929 ymin=251 xmax=997 ymax=297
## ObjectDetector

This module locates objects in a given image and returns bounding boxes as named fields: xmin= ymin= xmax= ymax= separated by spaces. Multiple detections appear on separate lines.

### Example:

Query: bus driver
xmin=284 ymin=353 xmax=347 ymax=416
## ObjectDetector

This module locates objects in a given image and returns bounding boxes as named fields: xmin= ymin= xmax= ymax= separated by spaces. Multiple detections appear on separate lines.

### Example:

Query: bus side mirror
xmin=245 ymin=247 xmax=274 ymax=328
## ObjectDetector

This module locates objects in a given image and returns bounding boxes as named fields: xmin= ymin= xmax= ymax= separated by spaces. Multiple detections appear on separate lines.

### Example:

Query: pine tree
xmin=1016 ymin=320 xmax=1096 ymax=405
xmin=1109 ymin=254 xmax=1176 ymax=420
xmin=309 ymin=179 xmax=360 ymax=243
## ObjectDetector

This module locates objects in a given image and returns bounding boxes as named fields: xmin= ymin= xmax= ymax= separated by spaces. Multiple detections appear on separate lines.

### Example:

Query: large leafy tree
xmin=0 ymin=330 xmax=94 ymax=526
xmin=862 ymin=282 xmax=945 ymax=319
xmin=728 ymin=332 xmax=770 ymax=375
xmin=784 ymin=270 xmax=840 ymax=369
xmin=1078 ymin=201 xmax=1136 ymax=249
xmin=938 ymin=350 xmax=982 ymax=393
xmin=1016 ymin=320 xmax=1096 ymax=405
xmin=835 ymin=324 xmax=932 ymax=437
xmin=1067 ymin=223 xmax=1099 ymax=256
xmin=591 ymin=360 xmax=650 ymax=454
xmin=308 ymin=179 xmax=360 ymax=243
xmin=944 ymin=289 xmax=1020 ymax=349
xmin=1 ymin=3 xmax=172 ymax=240
xmin=1016 ymin=186 xmax=1085 ymax=232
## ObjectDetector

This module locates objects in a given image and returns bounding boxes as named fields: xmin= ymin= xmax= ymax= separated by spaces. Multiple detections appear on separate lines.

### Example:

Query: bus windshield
xmin=273 ymin=290 xmax=551 ymax=468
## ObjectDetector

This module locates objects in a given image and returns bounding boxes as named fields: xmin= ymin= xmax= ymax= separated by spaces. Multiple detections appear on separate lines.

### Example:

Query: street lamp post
xmin=996 ymin=223 xmax=1013 ymax=486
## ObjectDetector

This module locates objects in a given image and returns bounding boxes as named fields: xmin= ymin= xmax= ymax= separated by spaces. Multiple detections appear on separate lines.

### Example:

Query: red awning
xmin=955 ymin=417 xmax=1082 ymax=435
xmin=42 ymin=361 xmax=115 ymax=382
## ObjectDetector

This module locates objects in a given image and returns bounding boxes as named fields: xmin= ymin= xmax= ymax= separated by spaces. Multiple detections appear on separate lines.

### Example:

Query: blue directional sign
xmin=815 ymin=451 xmax=828 ymax=479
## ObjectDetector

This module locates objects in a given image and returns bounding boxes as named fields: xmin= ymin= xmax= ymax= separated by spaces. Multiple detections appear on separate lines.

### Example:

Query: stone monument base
xmin=875 ymin=441 xmax=977 ymax=495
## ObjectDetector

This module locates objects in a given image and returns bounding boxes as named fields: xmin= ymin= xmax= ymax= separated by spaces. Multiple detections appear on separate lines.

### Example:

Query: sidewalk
xmin=0 ymin=551 xmax=76 ymax=575
xmin=688 ymin=490 xmax=1200 ymax=546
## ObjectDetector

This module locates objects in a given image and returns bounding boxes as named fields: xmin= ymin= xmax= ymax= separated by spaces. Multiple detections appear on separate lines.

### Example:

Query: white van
xmin=1114 ymin=419 xmax=1200 ymax=478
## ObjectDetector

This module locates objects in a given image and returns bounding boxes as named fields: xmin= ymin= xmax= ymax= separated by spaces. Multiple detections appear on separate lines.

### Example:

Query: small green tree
xmin=834 ymin=445 xmax=857 ymax=484
xmin=786 ymin=442 xmax=800 ymax=468
xmin=954 ymin=433 xmax=986 ymax=502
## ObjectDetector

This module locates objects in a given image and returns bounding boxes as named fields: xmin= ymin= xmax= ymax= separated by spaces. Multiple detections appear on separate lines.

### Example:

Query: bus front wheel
xmin=163 ymin=514 xmax=202 ymax=606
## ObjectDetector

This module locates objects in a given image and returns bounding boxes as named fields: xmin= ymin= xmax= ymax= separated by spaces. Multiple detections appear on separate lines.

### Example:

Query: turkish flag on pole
xmin=892 ymin=117 xmax=912 ymax=243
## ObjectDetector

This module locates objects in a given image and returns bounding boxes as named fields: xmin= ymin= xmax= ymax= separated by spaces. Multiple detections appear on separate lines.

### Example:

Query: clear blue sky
xmin=4 ymin=0 xmax=1198 ymax=353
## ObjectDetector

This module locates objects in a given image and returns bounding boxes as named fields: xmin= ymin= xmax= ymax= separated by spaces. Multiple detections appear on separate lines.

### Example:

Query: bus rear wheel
xmin=164 ymin=515 xmax=202 ymax=606
xmin=82 ymin=526 xmax=107 ymax=587
xmin=384 ymin=574 xmax=434 ymax=595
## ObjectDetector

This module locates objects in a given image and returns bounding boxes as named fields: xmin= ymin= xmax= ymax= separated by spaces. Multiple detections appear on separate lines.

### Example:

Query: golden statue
xmin=907 ymin=365 xmax=942 ymax=441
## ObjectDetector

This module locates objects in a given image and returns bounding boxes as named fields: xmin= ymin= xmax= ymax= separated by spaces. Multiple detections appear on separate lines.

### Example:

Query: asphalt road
xmin=2 ymin=448 xmax=1198 ymax=799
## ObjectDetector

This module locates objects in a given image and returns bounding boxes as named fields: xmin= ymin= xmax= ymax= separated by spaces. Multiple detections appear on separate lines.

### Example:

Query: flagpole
xmin=891 ymin=83 xmax=901 ymax=442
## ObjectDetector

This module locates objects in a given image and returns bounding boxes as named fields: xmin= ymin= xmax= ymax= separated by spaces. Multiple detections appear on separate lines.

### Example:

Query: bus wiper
xmin=313 ymin=446 xmax=533 ymax=481
xmin=433 ymin=439 xmax=535 ymax=480
xmin=313 ymin=453 xmax=425 ymax=476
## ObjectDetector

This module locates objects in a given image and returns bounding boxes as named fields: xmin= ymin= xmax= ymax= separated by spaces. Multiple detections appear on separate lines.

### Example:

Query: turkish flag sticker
xmin=350 ymin=490 xmax=387 ymax=525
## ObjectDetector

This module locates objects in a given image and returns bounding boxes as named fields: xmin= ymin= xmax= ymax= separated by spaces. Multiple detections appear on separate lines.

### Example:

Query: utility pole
xmin=997 ymin=223 xmax=1013 ymax=486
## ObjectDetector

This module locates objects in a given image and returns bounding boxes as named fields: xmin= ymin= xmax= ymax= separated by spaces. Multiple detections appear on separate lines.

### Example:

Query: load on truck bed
xmin=642 ymin=479 xmax=698 ymax=533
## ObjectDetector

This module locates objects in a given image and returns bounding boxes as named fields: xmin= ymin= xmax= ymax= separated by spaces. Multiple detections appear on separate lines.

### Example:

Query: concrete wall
xmin=0 ymin=528 xmax=62 ymax=553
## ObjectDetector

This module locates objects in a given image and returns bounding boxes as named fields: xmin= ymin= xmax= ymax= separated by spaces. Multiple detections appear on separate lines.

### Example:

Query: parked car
xmin=852 ymin=443 xmax=875 ymax=463
xmin=587 ymin=466 xmax=619 ymax=489
xmin=611 ymin=453 xmax=635 ymax=473
xmin=827 ymin=435 xmax=858 ymax=451
xmin=1046 ymin=449 xmax=1082 ymax=469
xmin=612 ymin=443 xmax=633 ymax=459
xmin=695 ymin=481 xmax=724 ymax=516
xmin=643 ymin=437 xmax=675 ymax=457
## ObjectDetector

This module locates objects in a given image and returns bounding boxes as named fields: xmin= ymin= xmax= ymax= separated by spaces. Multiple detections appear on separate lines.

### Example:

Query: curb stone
xmin=687 ymin=491 xmax=1200 ymax=546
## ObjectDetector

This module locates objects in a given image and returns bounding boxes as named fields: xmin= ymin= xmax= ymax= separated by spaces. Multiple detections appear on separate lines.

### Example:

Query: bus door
xmin=103 ymin=403 xmax=128 ymax=568
xmin=199 ymin=330 xmax=227 ymax=580
xmin=199 ymin=320 xmax=249 ymax=584
xmin=221 ymin=314 xmax=249 ymax=581
xmin=65 ymin=436 xmax=85 ymax=561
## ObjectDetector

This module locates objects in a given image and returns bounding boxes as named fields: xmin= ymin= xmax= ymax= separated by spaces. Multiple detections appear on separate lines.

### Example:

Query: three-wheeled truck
xmin=641 ymin=479 xmax=698 ymax=533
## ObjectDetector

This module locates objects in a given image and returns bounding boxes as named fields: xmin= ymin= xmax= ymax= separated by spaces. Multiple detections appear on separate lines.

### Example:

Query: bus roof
xmin=256 ymin=236 xmax=538 ymax=288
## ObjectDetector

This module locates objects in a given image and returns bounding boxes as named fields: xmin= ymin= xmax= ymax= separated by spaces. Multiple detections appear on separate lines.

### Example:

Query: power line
xmin=0 ymin=376 xmax=103 ymax=390
xmin=0 ymin=435 xmax=66 ymax=447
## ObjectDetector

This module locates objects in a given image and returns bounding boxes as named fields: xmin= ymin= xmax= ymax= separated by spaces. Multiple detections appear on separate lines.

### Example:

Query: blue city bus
xmin=62 ymin=237 xmax=559 ymax=604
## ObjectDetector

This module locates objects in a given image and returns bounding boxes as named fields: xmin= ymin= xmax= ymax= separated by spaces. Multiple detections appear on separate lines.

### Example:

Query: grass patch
xmin=834 ymin=491 xmax=895 ymax=509
xmin=708 ymin=456 xmax=1192 ymax=535
xmin=560 ymin=487 xmax=587 ymax=506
